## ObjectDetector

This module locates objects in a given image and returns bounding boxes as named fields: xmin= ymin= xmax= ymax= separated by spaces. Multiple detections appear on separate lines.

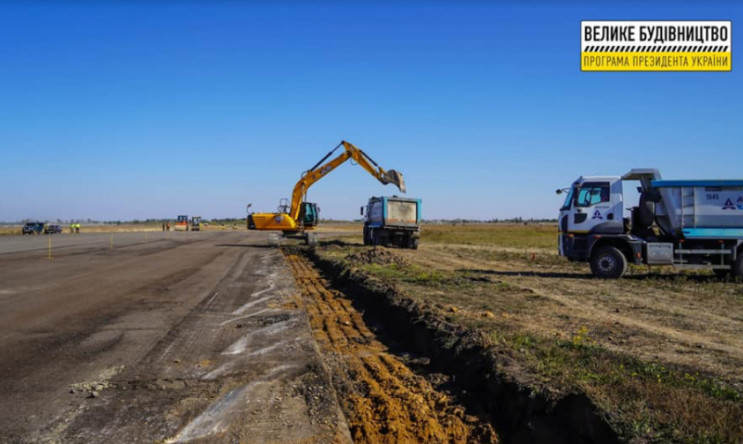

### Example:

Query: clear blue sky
xmin=1 ymin=1 xmax=741 ymax=222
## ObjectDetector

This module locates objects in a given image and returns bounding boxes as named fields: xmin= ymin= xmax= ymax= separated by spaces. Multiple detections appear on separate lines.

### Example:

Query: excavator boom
xmin=288 ymin=141 xmax=405 ymax=221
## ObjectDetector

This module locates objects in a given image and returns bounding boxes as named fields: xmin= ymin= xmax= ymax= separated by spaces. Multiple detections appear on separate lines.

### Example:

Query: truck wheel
xmin=733 ymin=254 xmax=743 ymax=279
xmin=590 ymin=246 xmax=627 ymax=279
xmin=377 ymin=230 xmax=387 ymax=247
xmin=410 ymin=238 xmax=419 ymax=250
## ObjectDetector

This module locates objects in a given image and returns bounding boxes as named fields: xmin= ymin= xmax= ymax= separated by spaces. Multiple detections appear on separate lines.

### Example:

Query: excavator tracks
xmin=285 ymin=253 xmax=498 ymax=444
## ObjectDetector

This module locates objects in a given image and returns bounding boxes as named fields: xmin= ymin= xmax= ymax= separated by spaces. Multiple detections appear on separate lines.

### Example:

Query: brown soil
xmin=285 ymin=253 xmax=497 ymax=444
xmin=344 ymin=247 xmax=411 ymax=268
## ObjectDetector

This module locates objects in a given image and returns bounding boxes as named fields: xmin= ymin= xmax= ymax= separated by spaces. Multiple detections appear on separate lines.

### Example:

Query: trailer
xmin=362 ymin=196 xmax=421 ymax=249
xmin=557 ymin=169 xmax=743 ymax=279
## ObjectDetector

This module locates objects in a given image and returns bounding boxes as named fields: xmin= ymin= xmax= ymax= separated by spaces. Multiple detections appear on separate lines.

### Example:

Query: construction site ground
xmin=312 ymin=223 xmax=743 ymax=443
xmin=0 ymin=231 xmax=352 ymax=443
xmin=0 ymin=229 xmax=498 ymax=443
xmin=3 ymin=224 xmax=742 ymax=443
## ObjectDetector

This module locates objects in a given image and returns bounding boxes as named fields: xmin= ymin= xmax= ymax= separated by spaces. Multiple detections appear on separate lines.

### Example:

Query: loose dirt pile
xmin=345 ymin=247 xmax=410 ymax=268
xmin=285 ymin=253 xmax=497 ymax=443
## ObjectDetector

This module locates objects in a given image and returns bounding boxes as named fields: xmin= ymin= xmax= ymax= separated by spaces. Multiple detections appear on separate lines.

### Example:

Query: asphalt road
xmin=0 ymin=231 xmax=349 ymax=443
xmin=0 ymin=231 xmax=188 ymax=255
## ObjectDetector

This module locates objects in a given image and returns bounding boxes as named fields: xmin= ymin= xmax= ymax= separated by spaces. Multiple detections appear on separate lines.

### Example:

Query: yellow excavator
xmin=247 ymin=140 xmax=405 ymax=244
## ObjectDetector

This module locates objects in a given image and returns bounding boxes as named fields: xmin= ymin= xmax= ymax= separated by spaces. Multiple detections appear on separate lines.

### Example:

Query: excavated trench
xmin=286 ymin=247 xmax=620 ymax=444
xmin=285 ymin=252 xmax=497 ymax=443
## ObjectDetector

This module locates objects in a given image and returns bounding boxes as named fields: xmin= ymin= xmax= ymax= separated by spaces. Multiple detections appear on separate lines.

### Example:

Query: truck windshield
xmin=560 ymin=186 xmax=575 ymax=210
xmin=576 ymin=182 xmax=610 ymax=207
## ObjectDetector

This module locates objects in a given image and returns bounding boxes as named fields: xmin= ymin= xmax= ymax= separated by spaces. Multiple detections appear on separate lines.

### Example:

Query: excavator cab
xmin=298 ymin=202 xmax=319 ymax=228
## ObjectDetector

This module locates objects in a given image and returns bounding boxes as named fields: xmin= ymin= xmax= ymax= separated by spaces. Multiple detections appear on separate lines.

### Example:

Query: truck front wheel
xmin=590 ymin=246 xmax=627 ymax=279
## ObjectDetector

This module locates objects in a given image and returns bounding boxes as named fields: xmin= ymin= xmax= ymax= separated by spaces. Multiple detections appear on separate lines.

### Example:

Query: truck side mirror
xmin=360 ymin=206 xmax=364 ymax=215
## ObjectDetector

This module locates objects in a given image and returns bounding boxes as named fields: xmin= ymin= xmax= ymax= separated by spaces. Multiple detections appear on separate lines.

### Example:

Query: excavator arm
xmin=288 ymin=140 xmax=405 ymax=221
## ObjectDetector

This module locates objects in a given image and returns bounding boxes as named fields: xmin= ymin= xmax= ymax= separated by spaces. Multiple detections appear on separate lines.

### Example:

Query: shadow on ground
xmin=456 ymin=268 xmax=733 ymax=283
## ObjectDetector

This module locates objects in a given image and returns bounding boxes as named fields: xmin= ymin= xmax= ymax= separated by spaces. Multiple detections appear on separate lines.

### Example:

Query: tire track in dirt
xmin=285 ymin=253 xmax=497 ymax=444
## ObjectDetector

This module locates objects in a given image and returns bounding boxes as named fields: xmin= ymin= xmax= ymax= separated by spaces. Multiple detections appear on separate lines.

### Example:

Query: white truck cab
xmin=558 ymin=176 xmax=624 ymax=237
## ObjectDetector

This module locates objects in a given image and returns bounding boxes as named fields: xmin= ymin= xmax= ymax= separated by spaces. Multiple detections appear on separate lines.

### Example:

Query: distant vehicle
xmin=22 ymin=222 xmax=45 ymax=235
xmin=44 ymin=224 xmax=63 ymax=234
xmin=191 ymin=216 xmax=202 ymax=231
xmin=362 ymin=196 xmax=421 ymax=249
xmin=174 ymin=215 xmax=189 ymax=231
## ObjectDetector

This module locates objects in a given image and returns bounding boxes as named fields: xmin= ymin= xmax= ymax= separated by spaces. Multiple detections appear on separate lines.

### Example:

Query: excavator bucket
xmin=382 ymin=169 xmax=406 ymax=193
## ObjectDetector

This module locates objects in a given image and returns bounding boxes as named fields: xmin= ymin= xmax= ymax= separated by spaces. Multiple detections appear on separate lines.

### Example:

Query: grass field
xmin=314 ymin=223 xmax=743 ymax=443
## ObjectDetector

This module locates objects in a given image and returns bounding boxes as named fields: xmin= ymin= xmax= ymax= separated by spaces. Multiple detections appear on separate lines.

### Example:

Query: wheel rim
xmin=598 ymin=255 xmax=616 ymax=273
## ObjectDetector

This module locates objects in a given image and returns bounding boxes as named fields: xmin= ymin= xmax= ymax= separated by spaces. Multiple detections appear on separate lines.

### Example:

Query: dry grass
xmin=314 ymin=224 xmax=743 ymax=443
xmin=422 ymin=222 xmax=557 ymax=250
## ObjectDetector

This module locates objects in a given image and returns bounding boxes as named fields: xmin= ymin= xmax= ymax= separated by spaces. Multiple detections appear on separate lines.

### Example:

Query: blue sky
xmin=1 ymin=1 xmax=741 ymax=221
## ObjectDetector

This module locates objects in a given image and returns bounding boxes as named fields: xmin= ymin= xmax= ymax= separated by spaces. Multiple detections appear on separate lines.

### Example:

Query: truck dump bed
xmin=651 ymin=180 xmax=743 ymax=238
xmin=367 ymin=196 xmax=421 ymax=228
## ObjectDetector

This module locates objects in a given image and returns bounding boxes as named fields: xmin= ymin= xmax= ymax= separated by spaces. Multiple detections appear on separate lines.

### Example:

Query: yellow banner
xmin=581 ymin=52 xmax=731 ymax=71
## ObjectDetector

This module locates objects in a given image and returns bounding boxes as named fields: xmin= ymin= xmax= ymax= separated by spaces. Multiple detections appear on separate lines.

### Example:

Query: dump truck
xmin=247 ymin=140 xmax=405 ymax=245
xmin=557 ymin=168 xmax=743 ymax=279
xmin=361 ymin=196 xmax=421 ymax=249
xmin=174 ymin=215 xmax=189 ymax=231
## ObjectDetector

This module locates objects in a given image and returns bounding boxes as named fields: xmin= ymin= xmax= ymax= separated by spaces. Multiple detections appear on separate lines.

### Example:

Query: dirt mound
xmin=318 ymin=239 xmax=350 ymax=250
xmin=345 ymin=248 xmax=410 ymax=268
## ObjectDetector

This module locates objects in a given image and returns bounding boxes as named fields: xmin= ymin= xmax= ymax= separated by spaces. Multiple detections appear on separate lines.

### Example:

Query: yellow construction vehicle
xmin=247 ymin=140 xmax=405 ymax=244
